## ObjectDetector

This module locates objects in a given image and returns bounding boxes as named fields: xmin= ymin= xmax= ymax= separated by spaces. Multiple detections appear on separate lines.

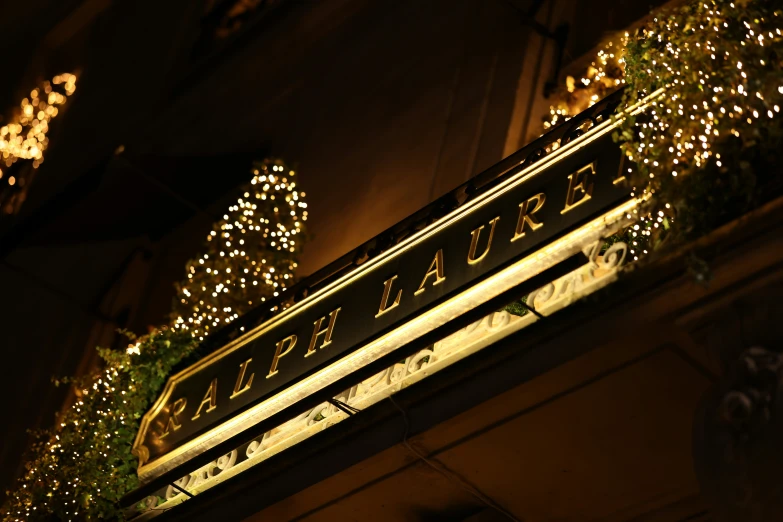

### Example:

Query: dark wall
xmin=130 ymin=0 xmax=537 ymax=276
xmin=565 ymin=0 xmax=669 ymax=60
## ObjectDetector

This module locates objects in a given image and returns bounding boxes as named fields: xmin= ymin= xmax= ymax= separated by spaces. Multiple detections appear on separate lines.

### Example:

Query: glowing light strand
xmin=170 ymin=159 xmax=309 ymax=340
xmin=618 ymin=0 xmax=783 ymax=254
xmin=0 ymin=160 xmax=307 ymax=521
xmin=0 ymin=73 xmax=76 ymax=214
xmin=543 ymin=35 xmax=628 ymax=130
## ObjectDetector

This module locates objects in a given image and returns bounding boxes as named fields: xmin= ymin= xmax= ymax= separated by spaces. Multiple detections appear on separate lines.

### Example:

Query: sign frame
xmin=130 ymin=89 xmax=660 ymax=496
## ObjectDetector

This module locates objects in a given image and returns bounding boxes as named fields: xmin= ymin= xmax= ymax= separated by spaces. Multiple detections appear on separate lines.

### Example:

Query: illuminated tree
xmin=0 ymin=158 xmax=309 ymax=521
xmin=171 ymin=158 xmax=309 ymax=340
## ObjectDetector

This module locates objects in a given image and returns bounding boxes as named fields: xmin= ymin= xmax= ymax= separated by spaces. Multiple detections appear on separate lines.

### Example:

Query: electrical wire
xmin=386 ymin=395 xmax=522 ymax=522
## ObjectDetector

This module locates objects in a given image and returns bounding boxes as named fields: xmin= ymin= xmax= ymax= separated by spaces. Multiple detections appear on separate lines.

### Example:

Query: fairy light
xmin=547 ymin=0 xmax=782 ymax=258
xmin=2 ymin=159 xmax=308 ymax=520
xmin=617 ymin=0 xmax=783 ymax=256
xmin=0 ymin=328 xmax=199 ymax=521
xmin=543 ymin=35 xmax=628 ymax=130
xmin=0 ymin=73 xmax=76 ymax=213
xmin=171 ymin=159 xmax=309 ymax=340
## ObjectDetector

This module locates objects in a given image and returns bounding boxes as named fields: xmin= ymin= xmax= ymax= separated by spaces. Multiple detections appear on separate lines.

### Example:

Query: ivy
xmin=1 ymin=329 xmax=196 ymax=521
xmin=617 ymin=0 xmax=783 ymax=246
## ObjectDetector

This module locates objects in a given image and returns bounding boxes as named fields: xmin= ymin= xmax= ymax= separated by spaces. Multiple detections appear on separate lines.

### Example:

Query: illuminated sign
xmin=134 ymin=105 xmax=640 ymax=485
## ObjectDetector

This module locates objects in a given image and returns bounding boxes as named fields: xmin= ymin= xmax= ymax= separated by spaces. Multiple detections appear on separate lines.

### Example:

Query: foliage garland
xmin=1 ymin=159 xmax=308 ymax=521
xmin=514 ymin=0 xmax=781 ymax=313
xmin=617 ymin=0 xmax=783 ymax=249
xmin=1 ymin=329 xmax=196 ymax=521
xmin=541 ymin=0 xmax=783 ymax=258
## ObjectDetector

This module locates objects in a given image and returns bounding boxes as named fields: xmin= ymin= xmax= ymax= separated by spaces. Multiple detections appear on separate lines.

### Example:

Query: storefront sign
xmin=134 ymin=116 xmax=634 ymax=483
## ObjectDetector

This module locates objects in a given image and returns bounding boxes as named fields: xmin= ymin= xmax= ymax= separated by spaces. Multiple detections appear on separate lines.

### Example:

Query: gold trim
xmin=134 ymin=90 xmax=662 ymax=482
xmin=467 ymin=217 xmax=500 ymax=265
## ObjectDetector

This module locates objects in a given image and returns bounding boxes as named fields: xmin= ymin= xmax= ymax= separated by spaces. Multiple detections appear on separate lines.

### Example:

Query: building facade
xmin=4 ymin=0 xmax=783 ymax=521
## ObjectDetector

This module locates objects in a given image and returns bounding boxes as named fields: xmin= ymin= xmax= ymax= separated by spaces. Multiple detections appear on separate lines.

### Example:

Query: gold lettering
xmin=467 ymin=217 xmax=500 ymax=265
xmin=561 ymin=163 xmax=596 ymax=214
xmin=511 ymin=193 xmax=545 ymax=241
xmin=305 ymin=308 xmax=341 ymax=357
xmin=160 ymin=397 xmax=187 ymax=439
xmin=229 ymin=359 xmax=255 ymax=399
xmin=376 ymin=275 xmax=403 ymax=318
xmin=191 ymin=379 xmax=218 ymax=421
xmin=414 ymin=249 xmax=446 ymax=296
xmin=267 ymin=335 xmax=297 ymax=378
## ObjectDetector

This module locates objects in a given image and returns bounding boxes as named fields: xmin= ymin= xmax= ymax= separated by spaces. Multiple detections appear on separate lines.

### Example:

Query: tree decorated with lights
xmin=1 ymin=158 xmax=309 ymax=521
xmin=171 ymin=158 xmax=309 ymax=340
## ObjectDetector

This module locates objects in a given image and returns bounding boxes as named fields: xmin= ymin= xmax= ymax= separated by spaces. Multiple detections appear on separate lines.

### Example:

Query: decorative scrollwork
xmin=245 ymin=433 xmax=270 ymax=459
xmin=133 ymin=443 xmax=150 ymax=468
xmin=720 ymin=346 xmax=783 ymax=433
xmin=527 ymin=282 xmax=555 ymax=309
xmin=407 ymin=348 xmax=435 ymax=374
xmin=164 ymin=449 xmax=238 ymax=499
xmin=486 ymin=311 xmax=511 ymax=330
xmin=464 ymin=317 xmax=486 ymax=335
xmin=599 ymin=242 xmax=628 ymax=270
xmin=139 ymin=495 xmax=159 ymax=512
xmin=694 ymin=345 xmax=783 ymax=521
xmin=581 ymin=239 xmax=628 ymax=280
xmin=306 ymin=402 xmax=330 ymax=425
xmin=389 ymin=362 xmax=408 ymax=384
xmin=216 ymin=449 xmax=238 ymax=471
xmin=360 ymin=368 xmax=391 ymax=392
xmin=525 ymin=239 xmax=628 ymax=312
xmin=151 ymin=244 xmax=637 ymax=509
xmin=164 ymin=476 xmax=190 ymax=500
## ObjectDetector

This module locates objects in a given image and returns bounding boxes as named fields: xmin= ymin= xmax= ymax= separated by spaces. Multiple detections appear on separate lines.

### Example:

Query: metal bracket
xmin=327 ymin=398 xmax=361 ymax=416
xmin=169 ymin=482 xmax=194 ymax=499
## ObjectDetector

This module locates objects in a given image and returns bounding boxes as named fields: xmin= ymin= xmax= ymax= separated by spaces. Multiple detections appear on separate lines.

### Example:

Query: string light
xmin=543 ymin=35 xmax=628 ymax=130
xmin=617 ymin=0 xmax=782 ymax=254
xmin=1 ymin=160 xmax=306 ymax=521
xmin=0 ymin=73 xmax=76 ymax=214
xmin=543 ymin=34 xmax=650 ymax=256
xmin=546 ymin=0 xmax=782 ymax=257
xmin=171 ymin=159 xmax=308 ymax=340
